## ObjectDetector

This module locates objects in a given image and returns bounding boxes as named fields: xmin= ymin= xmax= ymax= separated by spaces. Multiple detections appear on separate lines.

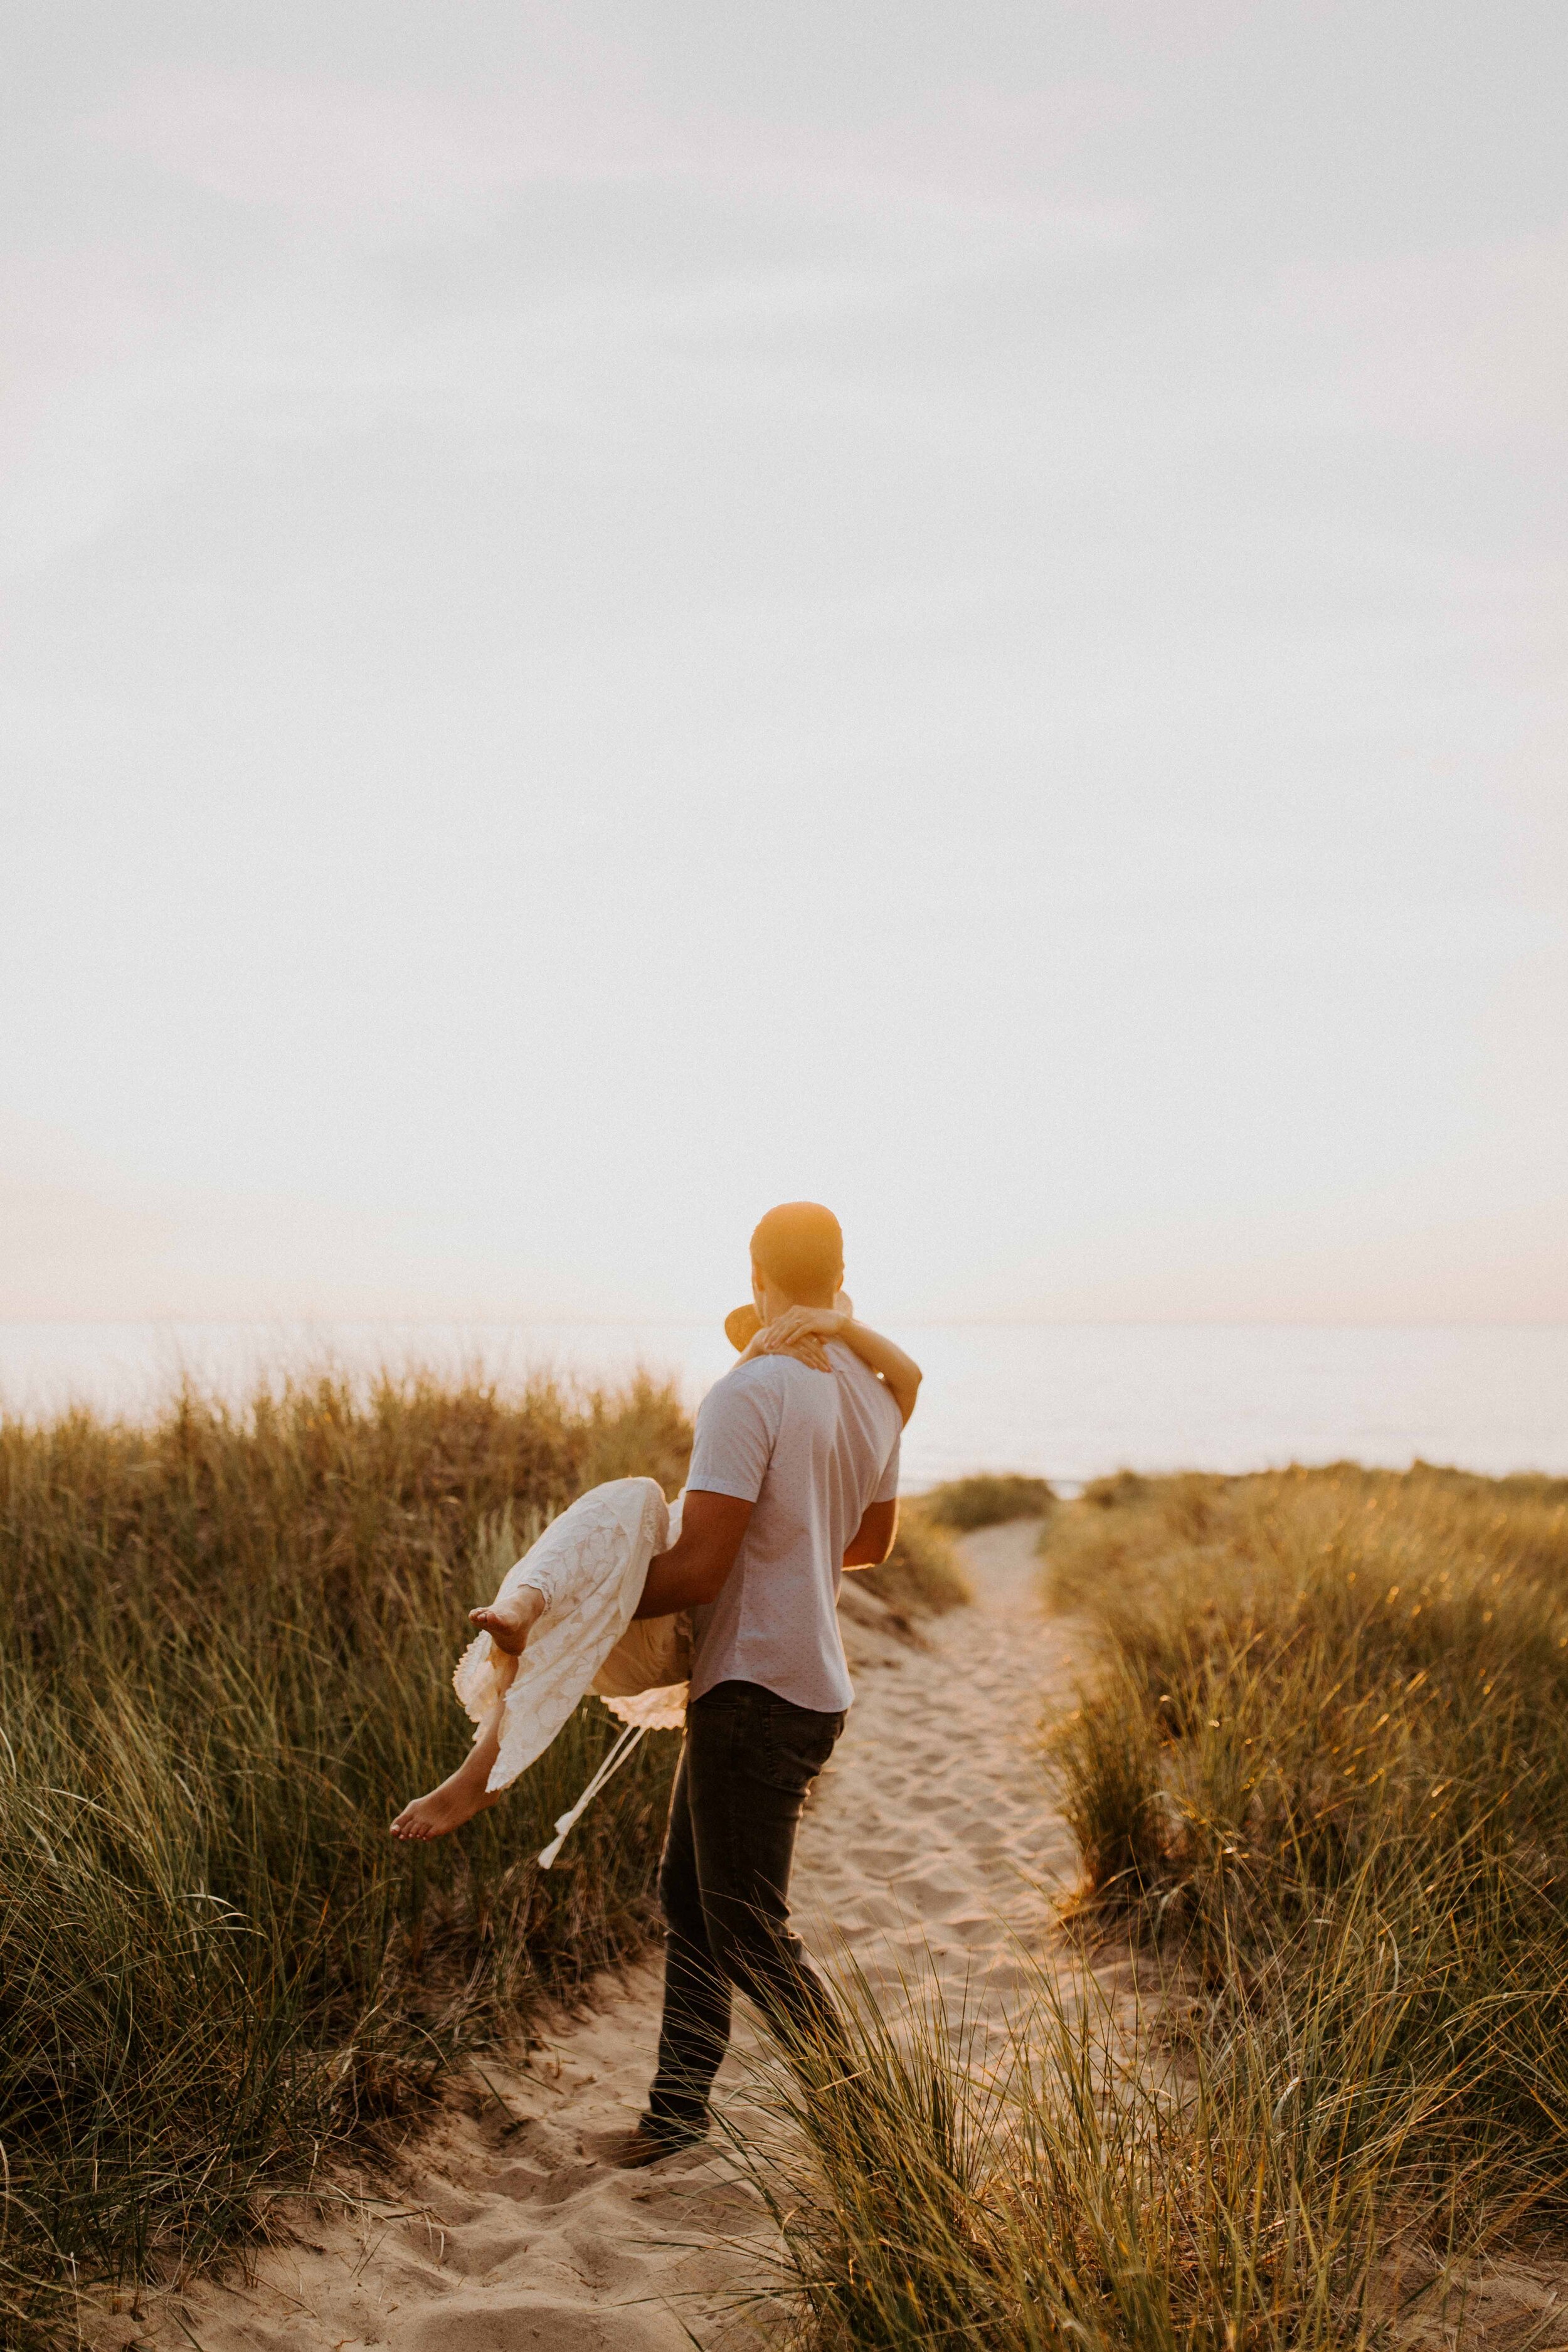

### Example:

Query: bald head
xmin=749 ymin=1201 xmax=844 ymax=1309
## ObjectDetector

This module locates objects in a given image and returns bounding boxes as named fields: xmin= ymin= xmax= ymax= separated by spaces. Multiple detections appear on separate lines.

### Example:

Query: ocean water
xmin=1 ymin=1320 xmax=1564 ymax=1490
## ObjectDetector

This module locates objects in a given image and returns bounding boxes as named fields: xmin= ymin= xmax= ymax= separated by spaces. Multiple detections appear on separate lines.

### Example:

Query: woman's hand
xmin=740 ymin=1304 xmax=848 ymax=1373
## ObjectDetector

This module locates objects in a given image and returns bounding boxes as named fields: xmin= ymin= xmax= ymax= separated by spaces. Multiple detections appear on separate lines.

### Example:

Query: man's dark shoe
xmin=594 ymin=2121 xmax=705 ymax=2169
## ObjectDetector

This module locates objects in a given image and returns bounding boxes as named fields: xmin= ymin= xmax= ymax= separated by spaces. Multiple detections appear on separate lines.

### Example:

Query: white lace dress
xmin=452 ymin=1476 xmax=689 ymax=1798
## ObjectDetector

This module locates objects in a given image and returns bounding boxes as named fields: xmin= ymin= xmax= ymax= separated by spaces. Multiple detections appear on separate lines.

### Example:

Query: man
xmin=608 ymin=1200 xmax=916 ymax=2164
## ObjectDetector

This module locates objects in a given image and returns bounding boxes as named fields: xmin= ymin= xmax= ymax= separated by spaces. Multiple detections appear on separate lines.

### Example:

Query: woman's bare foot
xmin=470 ymin=1584 xmax=548 ymax=1656
xmin=390 ymin=1777 xmax=490 ymax=1841
xmin=391 ymin=1690 xmax=509 ymax=1841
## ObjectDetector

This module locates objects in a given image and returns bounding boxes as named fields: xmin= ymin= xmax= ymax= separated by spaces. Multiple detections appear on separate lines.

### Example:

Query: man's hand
xmin=633 ymin=1489 xmax=755 ymax=1616
xmin=843 ymin=1497 xmax=898 ymax=1568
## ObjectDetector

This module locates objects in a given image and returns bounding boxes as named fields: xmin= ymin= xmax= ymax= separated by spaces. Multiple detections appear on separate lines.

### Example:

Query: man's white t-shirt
xmin=685 ymin=1340 xmax=902 ymax=1714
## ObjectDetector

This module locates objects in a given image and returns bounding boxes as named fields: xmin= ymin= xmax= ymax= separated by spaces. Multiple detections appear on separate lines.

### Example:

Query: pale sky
xmin=4 ymin=2 xmax=1565 ymax=1327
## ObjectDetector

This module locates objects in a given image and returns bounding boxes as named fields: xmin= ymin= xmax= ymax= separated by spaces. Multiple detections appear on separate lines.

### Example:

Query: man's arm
xmin=842 ymin=1497 xmax=898 ymax=1569
xmin=633 ymin=1489 xmax=755 ymax=1616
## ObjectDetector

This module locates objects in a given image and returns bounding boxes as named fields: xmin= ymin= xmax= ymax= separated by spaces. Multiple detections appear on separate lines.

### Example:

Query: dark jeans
xmin=645 ymin=1678 xmax=847 ymax=2144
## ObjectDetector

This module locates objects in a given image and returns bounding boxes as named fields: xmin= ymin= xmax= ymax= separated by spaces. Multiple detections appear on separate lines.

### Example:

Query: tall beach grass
xmin=921 ymin=1473 xmax=1057 ymax=1532
xmin=1046 ymin=1466 xmax=1568 ymax=2225
xmin=743 ymin=1954 xmax=1409 ymax=2352
xmin=752 ymin=1464 xmax=1568 ymax=2347
xmin=0 ymin=1367 xmax=691 ymax=2339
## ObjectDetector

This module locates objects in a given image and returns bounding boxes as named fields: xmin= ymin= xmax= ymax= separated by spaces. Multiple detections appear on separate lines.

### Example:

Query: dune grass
xmin=753 ymin=1463 xmax=1568 ymax=2348
xmin=743 ymin=1954 xmax=1411 ymax=2352
xmin=0 ymin=1369 xmax=691 ymax=2342
xmin=920 ymin=1473 xmax=1057 ymax=1531
xmin=1044 ymin=1466 xmax=1568 ymax=2213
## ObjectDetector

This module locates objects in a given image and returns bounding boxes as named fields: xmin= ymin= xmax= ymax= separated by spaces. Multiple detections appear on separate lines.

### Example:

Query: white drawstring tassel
xmin=538 ymin=1721 xmax=649 ymax=1868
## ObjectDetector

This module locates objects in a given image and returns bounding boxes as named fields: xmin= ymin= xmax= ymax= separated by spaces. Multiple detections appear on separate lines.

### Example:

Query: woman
xmin=389 ymin=1298 xmax=920 ymax=1843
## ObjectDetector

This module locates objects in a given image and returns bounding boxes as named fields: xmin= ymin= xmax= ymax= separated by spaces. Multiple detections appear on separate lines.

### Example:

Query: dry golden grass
xmin=1041 ymin=1465 xmax=1568 ymax=2333
xmin=748 ymin=1464 xmax=1568 ymax=2349
xmin=0 ymin=1367 xmax=691 ymax=2343
xmin=921 ymin=1473 xmax=1057 ymax=1530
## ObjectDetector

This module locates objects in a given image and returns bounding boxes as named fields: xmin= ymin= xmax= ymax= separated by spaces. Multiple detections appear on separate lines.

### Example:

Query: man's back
xmin=684 ymin=1342 xmax=901 ymax=1711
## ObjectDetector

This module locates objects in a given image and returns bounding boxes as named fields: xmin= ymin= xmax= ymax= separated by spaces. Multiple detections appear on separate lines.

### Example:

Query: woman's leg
xmin=391 ymin=1650 xmax=516 ymax=1841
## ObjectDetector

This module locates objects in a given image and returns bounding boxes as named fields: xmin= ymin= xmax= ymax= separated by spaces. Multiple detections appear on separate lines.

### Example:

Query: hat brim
xmin=724 ymin=1304 xmax=761 ymax=1352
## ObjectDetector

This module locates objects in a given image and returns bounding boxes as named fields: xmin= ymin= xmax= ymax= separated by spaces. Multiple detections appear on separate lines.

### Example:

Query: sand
xmin=112 ymin=1519 xmax=1076 ymax=2352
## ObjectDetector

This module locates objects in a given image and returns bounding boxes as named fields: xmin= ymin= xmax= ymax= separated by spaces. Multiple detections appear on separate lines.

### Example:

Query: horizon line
xmin=3 ymin=1315 xmax=1567 ymax=1335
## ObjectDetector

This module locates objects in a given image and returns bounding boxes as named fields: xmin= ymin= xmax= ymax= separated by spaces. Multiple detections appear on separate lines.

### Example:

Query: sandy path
xmin=124 ymin=1521 xmax=1076 ymax=2352
xmin=795 ymin=1517 xmax=1079 ymax=2068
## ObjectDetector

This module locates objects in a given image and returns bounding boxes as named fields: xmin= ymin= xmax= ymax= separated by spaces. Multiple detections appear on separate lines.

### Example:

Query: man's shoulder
xmin=829 ymin=1342 xmax=901 ymax=1421
xmin=706 ymin=1353 xmax=841 ymax=1427
xmin=704 ymin=1354 xmax=794 ymax=1413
